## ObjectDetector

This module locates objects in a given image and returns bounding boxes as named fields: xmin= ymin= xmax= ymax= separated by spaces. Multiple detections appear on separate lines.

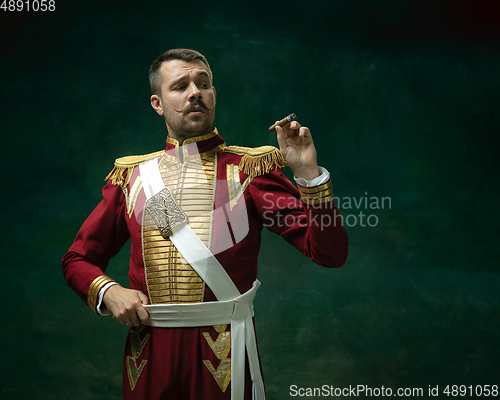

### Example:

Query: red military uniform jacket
xmin=62 ymin=129 xmax=348 ymax=399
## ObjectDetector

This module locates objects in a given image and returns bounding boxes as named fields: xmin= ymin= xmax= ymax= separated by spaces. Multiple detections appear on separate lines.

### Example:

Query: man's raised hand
xmin=275 ymin=120 xmax=321 ymax=181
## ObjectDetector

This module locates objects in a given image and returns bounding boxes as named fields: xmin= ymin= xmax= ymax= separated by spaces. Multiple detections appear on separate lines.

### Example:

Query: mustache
xmin=175 ymin=100 xmax=215 ymax=113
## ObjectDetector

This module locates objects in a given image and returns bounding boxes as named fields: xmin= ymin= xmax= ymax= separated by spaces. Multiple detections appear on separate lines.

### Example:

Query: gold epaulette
xmin=222 ymin=145 xmax=287 ymax=179
xmin=105 ymin=150 xmax=164 ymax=187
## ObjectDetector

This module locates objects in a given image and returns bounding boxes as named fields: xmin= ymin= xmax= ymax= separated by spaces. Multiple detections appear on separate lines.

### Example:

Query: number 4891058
xmin=1 ymin=0 xmax=56 ymax=11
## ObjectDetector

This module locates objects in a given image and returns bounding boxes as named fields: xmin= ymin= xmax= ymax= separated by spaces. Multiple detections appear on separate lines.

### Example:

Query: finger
xmin=135 ymin=291 xmax=150 ymax=323
xmin=129 ymin=311 xmax=142 ymax=327
xmin=275 ymin=125 xmax=288 ymax=153
xmin=137 ymin=290 xmax=150 ymax=305
xmin=120 ymin=314 xmax=133 ymax=326
xmin=137 ymin=306 xmax=150 ymax=324
xmin=280 ymin=120 xmax=298 ymax=132
xmin=282 ymin=121 xmax=302 ymax=140
xmin=128 ymin=292 xmax=148 ymax=326
xmin=114 ymin=315 xmax=131 ymax=327
xmin=289 ymin=121 xmax=301 ymax=132
xmin=299 ymin=126 xmax=312 ymax=138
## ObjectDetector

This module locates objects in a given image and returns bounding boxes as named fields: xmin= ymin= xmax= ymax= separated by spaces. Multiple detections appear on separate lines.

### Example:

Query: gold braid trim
xmin=222 ymin=145 xmax=287 ymax=179
xmin=105 ymin=150 xmax=164 ymax=187
xmin=298 ymin=180 xmax=334 ymax=205
xmin=87 ymin=275 xmax=116 ymax=313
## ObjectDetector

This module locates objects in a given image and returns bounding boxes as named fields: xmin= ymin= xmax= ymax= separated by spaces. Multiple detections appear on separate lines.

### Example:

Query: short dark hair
xmin=149 ymin=48 xmax=212 ymax=96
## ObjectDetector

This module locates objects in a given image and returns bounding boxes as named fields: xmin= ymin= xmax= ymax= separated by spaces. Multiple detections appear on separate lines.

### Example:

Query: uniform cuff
xmin=297 ymin=178 xmax=334 ymax=205
xmin=88 ymin=275 xmax=116 ymax=313
xmin=294 ymin=166 xmax=330 ymax=187
xmin=96 ymin=282 xmax=120 ymax=315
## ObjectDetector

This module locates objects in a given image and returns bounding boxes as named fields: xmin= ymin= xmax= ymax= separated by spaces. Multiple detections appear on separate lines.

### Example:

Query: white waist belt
xmin=139 ymin=159 xmax=265 ymax=400
xmin=144 ymin=280 xmax=258 ymax=327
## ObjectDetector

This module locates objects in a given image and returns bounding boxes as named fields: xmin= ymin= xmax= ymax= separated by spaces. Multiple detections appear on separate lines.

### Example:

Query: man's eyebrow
xmin=196 ymin=71 xmax=210 ymax=79
xmin=169 ymin=71 xmax=210 ymax=88
xmin=170 ymin=74 xmax=189 ymax=88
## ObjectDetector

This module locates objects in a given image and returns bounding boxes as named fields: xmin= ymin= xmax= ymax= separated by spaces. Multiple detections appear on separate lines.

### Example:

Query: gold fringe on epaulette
xmin=239 ymin=148 xmax=287 ymax=179
xmin=105 ymin=166 xmax=134 ymax=187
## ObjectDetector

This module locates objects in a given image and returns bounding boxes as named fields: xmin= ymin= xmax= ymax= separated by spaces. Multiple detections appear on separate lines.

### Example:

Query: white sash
xmin=139 ymin=158 xmax=265 ymax=400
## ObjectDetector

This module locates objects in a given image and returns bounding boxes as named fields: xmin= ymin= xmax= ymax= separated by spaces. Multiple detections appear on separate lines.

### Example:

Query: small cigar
xmin=268 ymin=113 xmax=297 ymax=132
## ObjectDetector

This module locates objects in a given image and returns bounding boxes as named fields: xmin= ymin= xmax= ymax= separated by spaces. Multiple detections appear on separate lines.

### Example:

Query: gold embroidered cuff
xmin=298 ymin=180 xmax=334 ymax=205
xmin=88 ymin=275 xmax=116 ymax=313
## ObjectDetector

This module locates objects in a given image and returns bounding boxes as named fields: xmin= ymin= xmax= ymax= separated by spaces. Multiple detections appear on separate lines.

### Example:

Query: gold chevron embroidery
xmin=203 ymin=325 xmax=232 ymax=392
xmin=226 ymin=164 xmax=242 ymax=211
xmin=213 ymin=324 xmax=228 ymax=333
xmin=202 ymin=331 xmax=231 ymax=360
xmin=203 ymin=359 xmax=232 ymax=393
xmin=126 ymin=357 xmax=147 ymax=391
xmin=130 ymin=330 xmax=150 ymax=359
xmin=122 ymin=175 xmax=143 ymax=218
xmin=227 ymin=164 xmax=254 ymax=210
xmin=126 ymin=327 xmax=150 ymax=391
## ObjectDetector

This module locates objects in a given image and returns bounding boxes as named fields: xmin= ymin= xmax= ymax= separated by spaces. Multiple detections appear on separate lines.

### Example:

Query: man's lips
xmin=187 ymin=108 xmax=205 ymax=114
xmin=186 ymin=103 xmax=207 ymax=114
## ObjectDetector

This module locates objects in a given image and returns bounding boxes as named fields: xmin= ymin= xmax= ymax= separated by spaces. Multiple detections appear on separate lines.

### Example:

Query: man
xmin=62 ymin=48 xmax=348 ymax=400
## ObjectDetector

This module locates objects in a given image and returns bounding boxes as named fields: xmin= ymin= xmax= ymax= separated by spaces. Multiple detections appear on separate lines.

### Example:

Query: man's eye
xmin=175 ymin=85 xmax=186 ymax=90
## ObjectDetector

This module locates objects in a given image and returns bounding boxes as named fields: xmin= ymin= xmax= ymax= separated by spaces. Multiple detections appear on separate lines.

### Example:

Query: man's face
xmin=151 ymin=59 xmax=216 ymax=142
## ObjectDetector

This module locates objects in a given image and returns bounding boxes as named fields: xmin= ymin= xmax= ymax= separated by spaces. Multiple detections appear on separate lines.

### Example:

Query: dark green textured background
xmin=1 ymin=1 xmax=499 ymax=399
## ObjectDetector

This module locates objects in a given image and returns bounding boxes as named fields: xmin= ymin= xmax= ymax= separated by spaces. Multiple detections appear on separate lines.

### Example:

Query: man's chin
xmin=173 ymin=124 xmax=213 ymax=141
xmin=165 ymin=116 xmax=214 ymax=142
xmin=184 ymin=120 xmax=213 ymax=135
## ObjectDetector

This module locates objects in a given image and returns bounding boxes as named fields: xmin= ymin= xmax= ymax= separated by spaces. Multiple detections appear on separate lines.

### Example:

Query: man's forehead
xmin=160 ymin=59 xmax=210 ymax=81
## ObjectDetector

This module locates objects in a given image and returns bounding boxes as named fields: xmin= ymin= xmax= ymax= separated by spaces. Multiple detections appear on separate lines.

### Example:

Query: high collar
xmin=164 ymin=128 xmax=226 ymax=159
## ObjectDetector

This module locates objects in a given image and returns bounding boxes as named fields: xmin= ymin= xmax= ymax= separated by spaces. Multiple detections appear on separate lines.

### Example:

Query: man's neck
xmin=167 ymin=128 xmax=214 ymax=146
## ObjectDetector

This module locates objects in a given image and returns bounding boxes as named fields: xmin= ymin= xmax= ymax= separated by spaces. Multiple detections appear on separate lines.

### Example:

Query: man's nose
xmin=188 ymin=82 xmax=202 ymax=101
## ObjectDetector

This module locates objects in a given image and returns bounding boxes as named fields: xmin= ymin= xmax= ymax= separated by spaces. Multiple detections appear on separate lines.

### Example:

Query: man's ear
xmin=213 ymin=87 xmax=216 ymax=99
xmin=150 ymin=94 xmax=164 ymax=116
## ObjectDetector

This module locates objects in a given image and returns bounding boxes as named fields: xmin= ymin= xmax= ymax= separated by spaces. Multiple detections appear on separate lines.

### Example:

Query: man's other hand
xmin=103 ymin=285 xmax=150 ymax=327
